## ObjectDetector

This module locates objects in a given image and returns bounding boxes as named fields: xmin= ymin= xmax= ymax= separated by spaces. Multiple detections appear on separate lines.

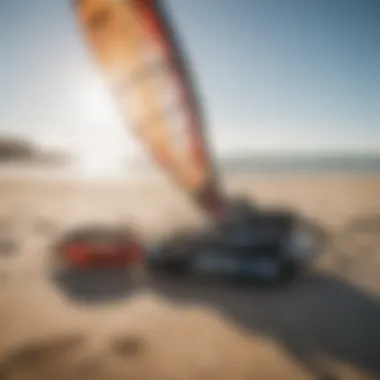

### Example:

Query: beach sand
xmin=0 ymin=174 xmax=379 ymax=379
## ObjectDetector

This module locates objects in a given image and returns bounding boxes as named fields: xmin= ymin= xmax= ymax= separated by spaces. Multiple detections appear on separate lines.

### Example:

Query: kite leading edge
xmin=72 ymin=0 xmax=226 ymax=219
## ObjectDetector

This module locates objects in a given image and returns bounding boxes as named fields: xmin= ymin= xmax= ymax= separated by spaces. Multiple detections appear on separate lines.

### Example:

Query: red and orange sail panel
xmin=72 ymin=0 xmax=225 ymax=218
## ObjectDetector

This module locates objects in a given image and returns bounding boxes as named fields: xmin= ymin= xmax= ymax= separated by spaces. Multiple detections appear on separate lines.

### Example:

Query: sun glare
xmin=77 ymin=148 xmax=123 ymax=178
xmin=76 ymin=76 xmax=120 ymax=126
xmin=73 ymin=77 xmax=130 ymax=178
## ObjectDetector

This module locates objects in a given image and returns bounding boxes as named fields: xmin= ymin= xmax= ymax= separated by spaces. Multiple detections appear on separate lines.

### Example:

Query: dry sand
xmin=0 ymin=174 xmax=379 ymax=379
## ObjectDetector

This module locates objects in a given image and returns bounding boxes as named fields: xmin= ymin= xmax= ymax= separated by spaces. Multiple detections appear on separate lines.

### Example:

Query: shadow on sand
xmin=152 ymin=272 xmax=380 ymax=379
xmin=53 ymin=268 xmax=380 ymax=379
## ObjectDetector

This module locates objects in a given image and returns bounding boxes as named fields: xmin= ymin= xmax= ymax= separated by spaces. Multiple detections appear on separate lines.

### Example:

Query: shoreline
xmin=0 ymin=170 xmax=379 ymax=184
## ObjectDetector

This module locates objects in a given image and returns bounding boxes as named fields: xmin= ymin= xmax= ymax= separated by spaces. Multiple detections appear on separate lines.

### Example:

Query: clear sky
xmin=0 ymin=0 xmax=379 ymax=167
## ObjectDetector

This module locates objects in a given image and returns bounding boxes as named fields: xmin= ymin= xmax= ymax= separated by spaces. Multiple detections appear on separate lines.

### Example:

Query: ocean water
xmin=0 ymin=154 xmax=379 ymax=180
xmin=219 ymin=154 xmax=380 ymax=175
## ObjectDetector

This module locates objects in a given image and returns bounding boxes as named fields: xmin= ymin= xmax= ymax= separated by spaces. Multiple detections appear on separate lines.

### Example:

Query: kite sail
xmin=72 ymin=0 xmax=226 ymax=219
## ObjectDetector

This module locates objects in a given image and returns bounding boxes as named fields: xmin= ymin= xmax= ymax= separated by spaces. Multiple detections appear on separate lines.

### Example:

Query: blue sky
xmin=0 ymin=0 xmax=379 ymax=161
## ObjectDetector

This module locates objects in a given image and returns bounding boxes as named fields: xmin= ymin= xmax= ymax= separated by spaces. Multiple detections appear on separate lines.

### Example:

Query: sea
xmin=0 ymin=153 xmax=379 ymax=180
xmin=219 ymin=153 xmax=380 ymax=175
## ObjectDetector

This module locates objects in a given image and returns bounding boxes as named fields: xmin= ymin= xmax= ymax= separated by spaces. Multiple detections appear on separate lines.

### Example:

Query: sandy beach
xmin=0 ymin=174 xmax=379 ymax=379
